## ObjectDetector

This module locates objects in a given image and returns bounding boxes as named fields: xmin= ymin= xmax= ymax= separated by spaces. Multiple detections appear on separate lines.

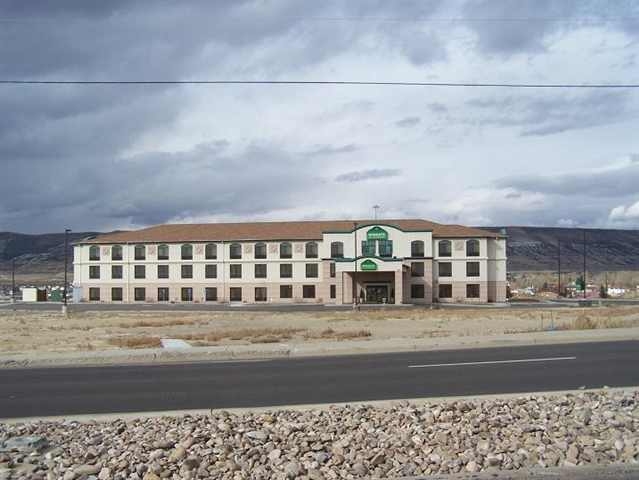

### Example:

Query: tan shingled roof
xmin=81 ymin=219 xmax=502 ymax=244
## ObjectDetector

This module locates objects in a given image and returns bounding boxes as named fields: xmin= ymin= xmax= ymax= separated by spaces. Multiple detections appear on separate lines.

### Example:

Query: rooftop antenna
xmin=373 ymin=205 xmax=380 ymax=221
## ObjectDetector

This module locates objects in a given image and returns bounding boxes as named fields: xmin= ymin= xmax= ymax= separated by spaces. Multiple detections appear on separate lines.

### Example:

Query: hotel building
xmin=73 ymin=219 xmax=507 ymax=304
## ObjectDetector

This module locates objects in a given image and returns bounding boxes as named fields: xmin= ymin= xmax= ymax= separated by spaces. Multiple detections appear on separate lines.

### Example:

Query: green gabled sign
xmin=366 ymin=226 xmax=388 ymax=241
xmin=360 ymin=259 xmax=378 ymax=271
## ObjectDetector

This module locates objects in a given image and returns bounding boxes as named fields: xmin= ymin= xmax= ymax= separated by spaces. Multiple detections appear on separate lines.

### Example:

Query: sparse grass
xmin=175 ymin=328 xmax=305 ymax=345
xmin=117 ymin=318 xmax=201 ymax=328
xmin=305 ymin=328 xmax=372 ymax=340
xmin=108 ymin=336 xmax=162 ymax=349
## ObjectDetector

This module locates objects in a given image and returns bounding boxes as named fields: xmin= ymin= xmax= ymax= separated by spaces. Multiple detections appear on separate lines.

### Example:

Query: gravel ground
xmin=1 ymin=391 xmax=638 ymax=480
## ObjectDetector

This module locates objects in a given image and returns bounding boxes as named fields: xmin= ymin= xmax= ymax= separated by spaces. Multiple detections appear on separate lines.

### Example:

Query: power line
xmin=0 ymin=80 xmax=637 ymax=88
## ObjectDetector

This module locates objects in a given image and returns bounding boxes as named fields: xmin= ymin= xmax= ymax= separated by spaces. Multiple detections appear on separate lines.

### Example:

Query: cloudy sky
xmin=1 ymin=0 xmax=639 ymax=233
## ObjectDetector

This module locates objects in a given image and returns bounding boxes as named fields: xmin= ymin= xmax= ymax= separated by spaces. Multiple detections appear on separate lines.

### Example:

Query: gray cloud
xmin=466 ymin=91 xmax=633 ymax=136
xmin=335 ymin=169 xmax=401 ymax=183
xmin=494 ymin=160 xmax=639 ymax=197
xmin=306 ymin=144 xmax=358 ymax=157
xmin=395 ymin=116 xmax=421 ymax=128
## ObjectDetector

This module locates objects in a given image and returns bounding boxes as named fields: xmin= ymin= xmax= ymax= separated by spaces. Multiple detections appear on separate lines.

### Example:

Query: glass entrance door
xmin=365 ymin=285 xmax=389 ymax=304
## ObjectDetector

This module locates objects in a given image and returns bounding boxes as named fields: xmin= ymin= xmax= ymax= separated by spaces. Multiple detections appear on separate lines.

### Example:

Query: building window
xmin=89 ymin=288 xmax=100 ymax=301
xmin=111 ymin=245 xmax=123 ymax=261
xmin=466 ymin=261 xmax=480 ymax=277
xmin=255 ymin=264 xmax=267 ymax=279
xmin=331 ymin=241 xmax=344 ymax=258
xmin=205 ymin=243 xmax=217 ymax=260
xmin=255 ymin=287 xmax=267 ymax=302
xmin=306 ymin=263 xmax=318 ymax=278
xmin=280 ymin=285 xmax=293 ymax=299
xmin=466 ymin=239 xmax=480 ymax=257
xmin=111 ymin=265 xmax=123 ymax=279
xmin=361 ymin=240 xmax=376 ymax=257
xmin=134 ymin=265 xmax=145 ymax=279
xmin=230 ymin=287 xmax=242 ymax=302
xmin=89 ymin=245 xmax=100 ymax=261
xmin=181 ymin=244 xmax=193 ymax=260
xmin=111 ymin=287 xmax=123 ymax=301
xmin=439 ymin=284 xmax=452 ymax=298
xmin=438 ymin=262 xmax=452 ymax=277
xmin=134 ymin=244 xmax=146 ymax=260
xmin=254 ymin=242 xmax=267 ymax=259
xmin=303 ymin=285 xmax=316 ymax=299
xmin=89 ymin=265 xmax=100 ymax=279
xmin=411 ymin=240 xmax=425 ymax=257
xmin=411 ymin=284 xmax=425 ymax=298
xmin=205 ymin=287 xmax=217 ymax=302
xmin=158 ymin=265 xmax=169 ymax=279
xmin=205 ymin=264 xmax=217 ymax=279
xmin=467 ymin=284 xmax=480 ymax=298
xmin=330 ymin=262 xmax=336 ymax=278
xmin=181 ymin=265 xmax=193 ymax=279
xmin=134 ymin=287 xmax=145 ymax=301
xmin=181 ymin=287 xmax=193 ymax=302
xmin=229 ymin=243 xmax=242 ymax=259
xmin=158 ymin=244 xmax=169 ymax=260
xmin=230 ymin=264 xmax=242 ymax=279
xmin=330 ymin=285 xmax=336 ymax=299
xmin=411 ymin=262 xmax=424 ymax=277
xmin=438 ymin=240 xmax=451 ymax=257
xmin=280 ymin=242 xmax=292 ymax=259
xmin=158 ymin=287 xmax=169 ymax=302
xmin=305 ymin=242 xmax=318 ymax=259
xmin=378 ymin=240 xmax=393 ymax=258
xmin=280 ymin=263 xmax=292 ymax=278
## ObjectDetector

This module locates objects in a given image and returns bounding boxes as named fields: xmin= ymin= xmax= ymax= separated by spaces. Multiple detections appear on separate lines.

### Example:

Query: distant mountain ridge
xmin=480 ymin=226 xmax=639 ymax=272
xmin=1 ymin=227 xmax=638 ymax=280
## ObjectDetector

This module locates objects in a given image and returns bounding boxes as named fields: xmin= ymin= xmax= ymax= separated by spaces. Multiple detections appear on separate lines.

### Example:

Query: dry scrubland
xmin=1 ymin=306 xmax=639 ymax=354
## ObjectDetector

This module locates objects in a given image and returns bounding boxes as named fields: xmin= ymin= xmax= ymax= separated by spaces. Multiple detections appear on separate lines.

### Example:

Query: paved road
xmin=1 ymin=340 xmax=638 ymax=418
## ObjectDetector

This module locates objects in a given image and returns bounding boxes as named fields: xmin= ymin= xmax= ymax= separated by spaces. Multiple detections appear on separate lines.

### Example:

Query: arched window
xmin=411 ymin=240 xmax=425 ymax=257
xmin=331 ymin=241 xmax=344 ymax=258
xmin=438 ymin=240 xmax=451 ymax=257
xmin=280 ymin=242 xmax=292 ymax=259
xmin=205 ymin=243 xmax=217 ymax=260
xmin=111 ymin=245 xmax=123 ymax=261
xmin=305 ymin=242 xmax=318 ymax=259
xmin=89 ymin=245 xmax=100 ymax=261
xmin=229 ymin=243 xmax=242 ymax=259
xmin=254 ymin=242 xmax=267 ymax=259
xmin=134 ymin=244 xmax=146 ymax=260
xmin=466 ymin=239 xmax=480 ymax=257
xmin=181 ymin=244 xmax=193 ymax=260
xmin=158 ymin=244 xmax=169 ymax=260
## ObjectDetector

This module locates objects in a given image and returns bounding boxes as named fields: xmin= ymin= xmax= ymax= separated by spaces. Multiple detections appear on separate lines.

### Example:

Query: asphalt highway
xmin=1 ymin=340 xmax=637 ymax=418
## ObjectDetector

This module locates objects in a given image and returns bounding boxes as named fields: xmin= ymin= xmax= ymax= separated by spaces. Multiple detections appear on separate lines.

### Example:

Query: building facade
xmin=73 ymin=220 xmax=507 ymax=304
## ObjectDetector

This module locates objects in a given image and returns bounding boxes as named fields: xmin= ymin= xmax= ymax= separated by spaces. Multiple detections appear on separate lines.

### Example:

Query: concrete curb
xmin=1 ymin=327 xmax=639 ymax=369
xmin=396 ymin=464 xmax=639 ymax=479
xmin=3 ymin=386 xmax=637 ymax=424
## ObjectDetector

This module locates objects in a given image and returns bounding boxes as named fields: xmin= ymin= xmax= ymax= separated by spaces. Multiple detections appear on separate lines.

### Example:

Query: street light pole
xmin=557 ymin=238 xmax=561 ymax=298
xmin=63 ymin=228 xmax=71 ymax=315
xmin=353 ymin=222 xmax=358 ymax=309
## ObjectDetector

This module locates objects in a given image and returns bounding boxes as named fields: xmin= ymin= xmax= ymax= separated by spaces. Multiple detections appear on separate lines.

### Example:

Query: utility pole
xmin=557 ymin=238 xmax=561 ymax=298
xmin=11 ymin=258 xmax=16 ymax=304
xmin=63 ymin=228 xmax=71 ymax=315
xmin=583 ymin=229 xmax=587 ymax=299
xmin=353 ymin=222 xmax=358 ymax=309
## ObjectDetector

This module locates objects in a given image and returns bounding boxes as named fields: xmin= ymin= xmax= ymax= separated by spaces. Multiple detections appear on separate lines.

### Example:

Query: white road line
xmin=408 ymin=356 xmax=577 ymax=368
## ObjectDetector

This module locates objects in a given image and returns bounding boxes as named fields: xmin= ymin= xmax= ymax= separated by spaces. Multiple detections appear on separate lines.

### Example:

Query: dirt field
xmin=2 ymin=306 xmax=639 ymax=354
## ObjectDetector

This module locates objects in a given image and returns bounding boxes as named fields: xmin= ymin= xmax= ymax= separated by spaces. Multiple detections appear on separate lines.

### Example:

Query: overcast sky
xmin=1 ymin=0 xmax=639 ymax=233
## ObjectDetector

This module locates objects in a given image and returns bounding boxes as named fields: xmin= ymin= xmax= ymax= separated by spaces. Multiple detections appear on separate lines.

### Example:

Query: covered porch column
xmin=394 ymin=269 xmax=403 ymax=304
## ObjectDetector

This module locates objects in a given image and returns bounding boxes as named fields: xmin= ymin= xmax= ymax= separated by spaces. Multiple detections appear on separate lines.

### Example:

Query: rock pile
xmin=0 ymin=390 xmax=637 ymax=479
